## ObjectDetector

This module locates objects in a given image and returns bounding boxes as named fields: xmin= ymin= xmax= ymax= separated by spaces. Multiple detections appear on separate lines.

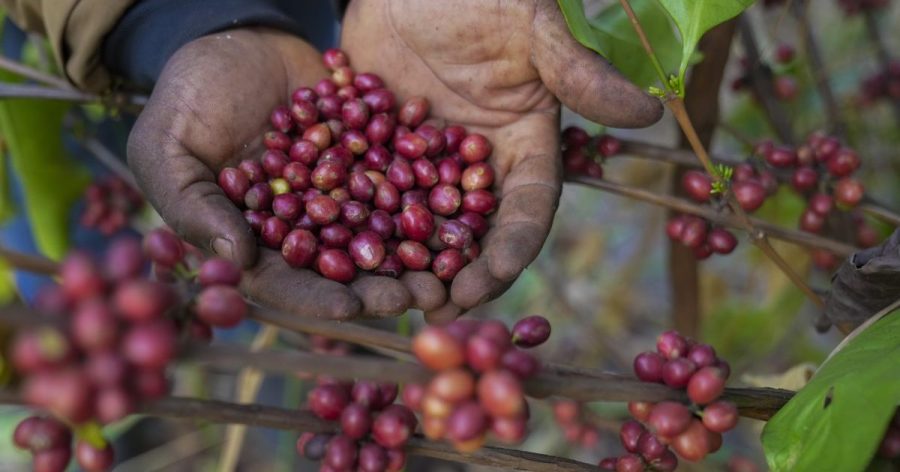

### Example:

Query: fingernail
xmin=212 ymin=237 xmax=234 ymax=260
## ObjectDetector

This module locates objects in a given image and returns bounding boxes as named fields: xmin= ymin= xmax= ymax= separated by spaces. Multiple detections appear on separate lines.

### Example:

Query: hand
xmin=342 ymin=0 xmax=663 ymax=323
xmin=128 ymin=28 xmax=414 ymax=319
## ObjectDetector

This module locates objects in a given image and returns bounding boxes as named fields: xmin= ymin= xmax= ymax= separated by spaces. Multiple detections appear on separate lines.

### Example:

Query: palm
xmin=342 ymin=0 xmax=662 ymax=322
xmin=130 ymin=29 xmax=408 ymax=319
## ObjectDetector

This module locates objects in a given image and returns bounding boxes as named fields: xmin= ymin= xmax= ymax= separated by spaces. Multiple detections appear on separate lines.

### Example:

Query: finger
xmin=240 ymin=250 xmax=362 ymax=320
xmin=128 ymin=110 xmax=258 ymax=269
xmin=350 ymin=275 xmax=413 ymax=318
xmin=449 ymin=257 xmax=514 ymax=310
xmin=424 ymin=301 xmax=465 ymax=325
xmin=400 ymin=271 xmax=447 ymax=312
xmin=532 ymin=1 xmax=663 ymax=127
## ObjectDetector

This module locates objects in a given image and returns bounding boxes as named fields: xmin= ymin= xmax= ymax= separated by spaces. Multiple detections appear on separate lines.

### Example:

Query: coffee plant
xmin=0 ymin=1 xmax=898 ymax=471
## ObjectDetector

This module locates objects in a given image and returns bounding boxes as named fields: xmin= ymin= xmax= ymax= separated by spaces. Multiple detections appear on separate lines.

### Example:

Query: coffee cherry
xmin=342 ymin=98 xmax=370 ymax=130
xmin=682 ymin=171 xmax=712 ymax=202
xmin=808 ymin=193 xmax=833 ymax=215
xmin=465 ymin=335 xmax=503 ymax=373
xmin=85 ymin=351 xmax=127 ymax=387
xmin=687 ymin=366 xmax=726 ymax=405
xmin=461 ymin=190 xmax=497 ymax=214
xmin=733 ymin=180 xmax=766 ymax=212
xmin=638 ymin=431 xmax=667 ymax=460
xmin=362 ymin=89 xmax=396 ymax=114
xmin=834 ymin=178 xmax=864 ymax=207
xmin=357 ymin=443 xmax=388 ymax=472
xmin=244 ymin=182 xmax=274 ymax=211
xmin=459 ymin=134 xmax=492 ymax=163
xmin=340 ymin=403 xmax=372 ymax=440
xmin=324 ymin=435 xmax=358 ymax=470
xmin=306 ymin=195 xmax=340 ymax=225
xmin=791 ymin=167 xmax=819 ymax=193
xmin=397 ymin=97 xmax=429 ymax=128
xmin=387 ymin=158 xmax=416 ymax=191
xmin=198 ymin=258 xmax=242 ymax=287
xmin=75 ymin=440 xmax=114 ymax=472
xmin=799 ymin=208 xmax=826 ymax=233
xmin=218 ymin=167 xmax=250 ymax=205
xmin=260 ymin=216 xmax=290 ymax=248
xmin=657 ymin=330 xmax=687 ymax=359
xmin=323 ymin=48 xmax=349 ymax=70
xmin=400 ymin=204 xmax=435 ymax=242
xmin=671 ymin=419 xmax=712 ymax=462
xmin=264 ymin=131 xmax=291 ymax=151
xmin=701 ymin=401 xmax=739 ymax=433
xmin=447 ymin=402 xmax=489 ymax=442
xmin=598 ymin=457 xmax=618 ymax=470
xmin=428 ymin=184 xmax=463 ymax=216
xmin=597 ymin=134 xmax=622 ymax=157
xmin=316 ymin=249 xmax=356 ymax=283
xmin=349 ymin=231 xmax=386 ymax=270
xmin=72 ymin=299 xmax=118 ymax=352
xmin=500 ymin=349 xmax=540 ymax=379
xmin=122 ymin=320 xmax=176 ymax=369
xmin=648 ymin=401 xmax=692 ymax=437
xmin=633 ymin=351 xmax=665 ymax=382
xmin=309 ymin=384 xmax=351 ymax=420
xmin=707 ymin=228 xmax=738 ymax=254
xmin=666 ymin=216 xmax=687 ymax=241
xmin=413 ymin=326 xmax=465 ymax=370
xmin=477 ymin=370 xmax=525 ymax=417
xmin=143 ymin=229 xmax=184 ymax=268
xmin=511 ymin=315 xmax=551 ymax=348
xmin=432 ymin=249 xmax=465 ymax=281
xmin=372 ymin=406 xmax=417 ymax=448
xmin=429 ymin=369 xmax=476 ymax=403
xmin=281 ymin=229 xmax=318 ymax=268
xmin=652 ymin=450 xmax=679 ymax=472
xmin=765 ymin=146 xmax=797 ymax=168
xmin=615 ymin=454 xmax=645 ymax=472
xmin=662 ymin=358 xmax=697 ymax=388
xmin=628 ymin=401 xmax=654 ymax=422
xmin=33 ymin=447 xmax=72 ymax=472
xmin=196 ymin=285 xmax=246 ymax=328
xmin=620 ymin=420 xmax=646 ymax=452
xmin=397 ymin=240 xmax=432 ymax=270
xmin=133 ymin=368 xmax=168 ymax=400
xmin=95 ymin=386 xmax=135 ymax=423
xmin=679 ymin=218 xmax=708 ymax=249
xmin=827 ymin=148 xmax=860 ymax=177
xmin=686 ymin=344 xmax=716 ymax=368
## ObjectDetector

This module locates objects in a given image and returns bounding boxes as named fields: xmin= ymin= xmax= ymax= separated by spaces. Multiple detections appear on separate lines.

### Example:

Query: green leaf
xmin=0 ymin=72 xmax=91 ymax=260
xmin=557 ymin=0 xmax=608 ymax=56
xmin=655 ymin=0 xmax=754 ymax=89
xmin=589 ymin=0 xmax=683 ymax=89
xmin=761 ymin=310 xmax=900 ymax=472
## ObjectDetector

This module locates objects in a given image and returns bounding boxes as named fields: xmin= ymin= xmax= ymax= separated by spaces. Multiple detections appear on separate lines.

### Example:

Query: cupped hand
xmin=128 ymin=28 xmax=413 ymax=319
xmin=342 ymin=0 xmax=664 ymax=323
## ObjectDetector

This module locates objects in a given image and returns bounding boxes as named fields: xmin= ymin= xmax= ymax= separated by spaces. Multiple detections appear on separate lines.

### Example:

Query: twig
xmin=616 ymin=138 xmax=900 ymax=227
xmin=179 ymin=343 xmax=792 ymax=420
xmin=789 ymin=0 xmax=846 ymax=138
xmin=0 ymin=246 xmax=58 ymax=274
xmin=81 ymin=138 xmax=138 ymax=188
xmin=0 ymin=83 xmax=147 ymax=107
xmin=619 ymin=2 xmax=824 ymax=309
xmin=0 ymin=306 xmax=794 ymax=420
xmin=862 ymin=11 xmax=900 ymax=124
xmin=567 ymin=176 xmax=857 ymax=257
xmin=737 ymin=16 xmax=796 ymax=144
xmin=0 ymin=55 xmax=73 ymax=90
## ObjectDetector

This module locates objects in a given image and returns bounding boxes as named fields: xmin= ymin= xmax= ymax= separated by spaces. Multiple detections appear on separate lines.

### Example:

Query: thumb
xmin=532 ymin=1 xmax=663 ymax=128
xmin=128 ymin=124 xmax=258 ymax=269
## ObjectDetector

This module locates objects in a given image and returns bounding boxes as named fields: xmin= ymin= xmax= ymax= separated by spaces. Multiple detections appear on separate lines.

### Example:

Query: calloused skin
xmin=341 ymin=0 xmax=662 ymax=322
xmin=128 ymin=0 xmax=662 ymax=322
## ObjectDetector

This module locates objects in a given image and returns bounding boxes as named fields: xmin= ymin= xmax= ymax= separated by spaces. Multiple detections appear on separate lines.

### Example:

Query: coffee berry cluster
xmin=859 ymin=61 xmax=900 ymax=106
xmin=404 ymin=316 xmax=550 ymax=452
xmin=216 ymin=48 xmax=494 ymax=284
xmin=9 ymin=229 xmax=248 ymax=472
xmin=298 ymin=379 xmax=412 ymax=472
xmin=731 ymin=45 xmax=799 ymax=102
xmin=666 ymin=162 xmax=774 ymax=260
xmin=599 ymin=330 xmax=738 ymax=470
xmin=560 ymin=125 xmax=623 ymax=178
xmin=80 ymin=176 xmax=144 ymax=236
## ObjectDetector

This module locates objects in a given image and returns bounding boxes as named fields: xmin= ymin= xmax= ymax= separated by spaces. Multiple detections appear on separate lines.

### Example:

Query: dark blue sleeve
xmin=102 ymin=0 xmax=340 ymax=91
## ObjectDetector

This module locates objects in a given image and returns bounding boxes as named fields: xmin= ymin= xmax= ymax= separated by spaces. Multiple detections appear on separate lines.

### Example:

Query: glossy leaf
xmin=0 ymin=71 xmax=90 ymax=260
xmin=656 ymin=0 xmax=754 ymax=81
xmin=557 ymin=0 xmax=608 ymax=56
xmin=761 ymin=310 xmax=900 ymax=471
xmin=589 ymin=0 xmax=682 ymax=89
